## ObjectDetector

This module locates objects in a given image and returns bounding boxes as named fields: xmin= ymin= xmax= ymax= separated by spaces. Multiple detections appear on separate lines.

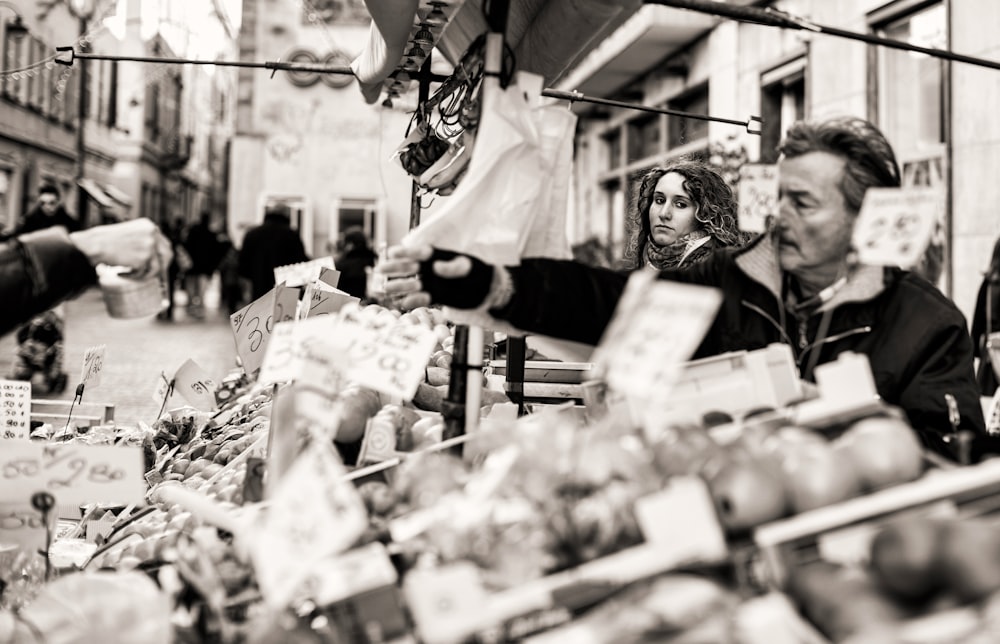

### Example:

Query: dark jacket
xmin=971 ymin=239 xmax=1000 ymax=395
xmin=496 ymin=235 xmax=985 ymax=440
xmin=237 ymin=213 xmax=308 ymax=300
xmin=184 ymin=222 xmax=222 ymax=275
xmin=0 ymin=227 xmax=97 ymax=335
xmin=336 ymin=247 xmax=377 ymax=299
xmin=15 ymin=205 xmax=80 ymax=235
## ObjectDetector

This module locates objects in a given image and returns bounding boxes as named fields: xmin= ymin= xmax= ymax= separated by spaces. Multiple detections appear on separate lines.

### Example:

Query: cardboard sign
xmin=230 ymin=288 xmax=280 ymax=376
xmin=593 ymin=269 xmax=722 ymax=405
xmin=251 ymin=441 xmax=367 ymax=608
xmin=173 ymin=359 xmax=218 ymax=411
xmin=853 ymin=187 xmax=941 ymax=268
xmin=0 ymin=379 xmax=31 ymax=440
xmin=305 ymin=286 xmax=358 ymax=318
xmin=0 ymin=503 xmax=47 ymax=551
xmin=318 ymin=266 xmax=341 ymax=289
xmin=274 ymin=257 xmax=336 ymax=288
xmin=80 ymin=344 xmax=107 ymax=387
xmin=0 ymin=442 xmax=145 ymax=516
xmin=738 ymin=163 xmax=778 ymax=233
xmin=337 ymin=316 xmax=438 ymax=400
xmin=259 ymin=318 xmax=343 ymax=392
xmin=272 ymin=283 xmax=301 ymax=326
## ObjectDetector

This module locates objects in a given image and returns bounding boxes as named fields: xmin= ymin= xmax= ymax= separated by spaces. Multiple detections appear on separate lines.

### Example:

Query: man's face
xmin=776 ymin=151 xmax=855 ymax=282
xmin=38 ymin=193 xmax=60 ymax=216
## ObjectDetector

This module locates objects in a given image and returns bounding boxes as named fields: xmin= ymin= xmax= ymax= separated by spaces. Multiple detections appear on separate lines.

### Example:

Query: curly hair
xmin=623 ymin=160 xmax=747 ymax=268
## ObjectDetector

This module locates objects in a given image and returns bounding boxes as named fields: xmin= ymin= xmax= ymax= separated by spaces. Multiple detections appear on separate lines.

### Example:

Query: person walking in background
xmin=972 ymin=237 xmax=1000 ymax=395
xmin=217 ymin=233 xmax=244 ymax=314
xmin=334 ymin=226 xmax=377 ymax=299
xmin=238 ymin=205 xmax=308 ymax=300
xmin=183 ymin=212 xmax=223 ymax=318
xmin=158 ymin=217 xmax=190 ymax=322
xmin=7 ymin=185 xmax=81 ymax=393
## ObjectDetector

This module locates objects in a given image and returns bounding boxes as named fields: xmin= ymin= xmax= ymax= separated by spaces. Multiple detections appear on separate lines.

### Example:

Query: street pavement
xmin=0 ymin=279 xmax=238 ymax=426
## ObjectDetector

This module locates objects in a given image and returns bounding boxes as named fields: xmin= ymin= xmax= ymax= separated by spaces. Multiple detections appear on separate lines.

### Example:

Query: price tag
xmin=633 ymin=476 xmax=728 ymax=564
xmin=259 ymin=318 xmax=343 ymax=392
xmin=230 ymin=288 xmax=280 ymax=376
xmin=0 ymin=379 xmax=31 ymax=441
xmin=274 ymin=256 xmax=336 ymax=288
xmin=272 ymin=283 xmax=301 ymax=326
xmin=306 ymin=287 xmax=358 ymax=318
xmin=318 ymin=266 xmax=341 ymax=289
xmin=173 ymin=359 xmax=218 ymax=411
xmin=738 ymin=163 xmax=778 ymax=233
xmin=80 ymin=344 xmax=107 ymax=387
xmin=357 ymin=417 xmax=398 ymax=464
xmin=593 ymin=270 xmax=722 ymax=404
xmin=250 ymin=441 xmax=367 ymax=608
xmin=853 ymin=186 xmax=941 ymax=268
xmin=336 ymin=316 xmax=438 ymax=400
xmin=404 ymin=563 xmax=488 ymax=644
xmin=300 ymin=541 xmax=398 ymax=606
xmin=0 ymin=442 xmax=145 ymax=517
xmin=0 ymin=503 xmax=46 ymax=551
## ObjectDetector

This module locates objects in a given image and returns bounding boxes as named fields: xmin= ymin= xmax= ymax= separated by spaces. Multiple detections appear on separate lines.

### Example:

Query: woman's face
xmin=648 ymin=172 xmax=699 ymax=246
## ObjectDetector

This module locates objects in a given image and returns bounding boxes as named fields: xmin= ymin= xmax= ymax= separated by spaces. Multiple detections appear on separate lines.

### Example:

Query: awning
xmin=77 ymin=178 xmax=114 ymax=209
xmin=352 ymin=0 xmax=644 ymax=105
xmin=101 ymin=183 xmax=134 ymax=208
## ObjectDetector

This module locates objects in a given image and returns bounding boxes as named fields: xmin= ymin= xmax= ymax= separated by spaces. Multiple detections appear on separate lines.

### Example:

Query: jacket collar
xmin=734 ymin=234 xmax=888 ymax=313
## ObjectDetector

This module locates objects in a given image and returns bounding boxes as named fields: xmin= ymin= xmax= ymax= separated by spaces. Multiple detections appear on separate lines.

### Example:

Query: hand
xmin=378 ymin=244 xmax=494 ymax=310
xmin=70 ymin=219 xmax=173 ymax=276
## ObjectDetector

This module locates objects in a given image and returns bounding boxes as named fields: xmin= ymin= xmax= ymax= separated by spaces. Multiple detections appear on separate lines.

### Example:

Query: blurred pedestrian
xmin=158 ymin=217 xmax=190 ymax=322
xmin=183 ymin=212 xmax=223 ymax=318
xmin=238 ymin=205 xmax=308 ymax=300
xmin=335 ymin=226 xmax=377 ymax=299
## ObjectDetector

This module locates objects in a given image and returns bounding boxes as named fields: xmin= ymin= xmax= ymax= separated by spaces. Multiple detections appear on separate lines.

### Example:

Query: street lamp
xmin=0 ymin=2 xmax=28 ymax=42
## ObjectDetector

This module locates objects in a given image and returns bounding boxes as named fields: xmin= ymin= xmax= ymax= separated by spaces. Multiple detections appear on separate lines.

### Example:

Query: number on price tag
xmin=230 ymin=288 xmax=280 ymax=376
xmin=274 ymin=257 xmax=336 ymax=288
xmin=0 ymin=442 xmax=145 ymax=517
xmin=173 ymin=359 xmax=218 ymax=411
xmin=337 ymin=317 xmax=438 ymax=400
xmin=853 ymin=187 xmax=941 ymax=268
xmin=593 ymin=270 xmax=722 ymax=404
xmin=80 ymin=344 xmax=107 ymax=387
xmin=0 ymin=503 xmax=47 ymax=551
xmin=250 ymin=441 xmax=367 ymax=608
xmin=738 ymin=164 xmax=778 ymax=233
xmin=0 ymin=379 xmax=31 ymax=441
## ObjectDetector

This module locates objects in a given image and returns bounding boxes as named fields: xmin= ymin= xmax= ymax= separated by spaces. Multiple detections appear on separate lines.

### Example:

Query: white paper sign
xmin=633 ymin=477 xmax=728 ymax=563
xmin=318 ymin=266 xmax=341 ymax=289
xmin=80 ymin=344 xmax=107 ymax=387
xmin=337 ymin=315 xmax=438 ymax=400
xmin=173 ymin=359 xmax=218 ymax=411
xmin=306 ymin=287 xmax=358 ymax=318
xmin=0 ymin=379 xmax=31 ymax=440
xmin=274 ymin=257 xmax=336 ymax=288
xmin=738 ymin=163 xmax=778 ymax=233
xmin=0 ymin=503 xmax=46 ymax=551
xmin=259 ymin=318 xmax=342 ymax=392
xmin=230 ymin=288 xmax=281 ymax=376
xmin=301 ymin=541 xmax=398 ymax=607
xmin=272 ymin=283 xmax=301 ymax=326
xmin=250 ymin=441 xmax=367 ymax=608
xmin=853 ymin=187 xmax=941 ymax=268
xmin=0 ymin=442 xmax=145 ymax=515
xmin=593 ymin=269 xmax=722 ymax=404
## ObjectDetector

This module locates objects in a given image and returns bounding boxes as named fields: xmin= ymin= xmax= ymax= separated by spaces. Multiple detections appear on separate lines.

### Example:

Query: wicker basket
xmin=99 ymin=271 xmax=164 ymax=319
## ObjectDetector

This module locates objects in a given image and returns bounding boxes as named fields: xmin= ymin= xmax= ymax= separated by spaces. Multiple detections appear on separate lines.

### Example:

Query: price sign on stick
xmin=230 ymin=287 xmax=281 ymax=376
xmin=318 ymin=266 xmax=341 ymax=289
xmin=306 ymin=287 xmax=358 ymax=318
xmin=0 ymin=379 xmax=31 ymax=441
xmin=337 ymin=316 xmax=438 ymax=400
xmin=272 ymin=283 xmax=301 ymax=326
xmin=852 ymin=187 xmax=941 ymax=268
xmin=738 ymin=163 xmax=778 ymax=233
xmin=80 ymin=344 xmax=107 ymax=387
xmin=0 ymin=442 xmax=145 ymax=517
xmin=259 ymin=318 xmax=343 ymax=392
xmin=274 ymin=256 xmax=336 ymax=288
xmin=173 ymin=359 xmax=218 ymax=411
xmin=593 ymin=269 xmax=722 ymax=405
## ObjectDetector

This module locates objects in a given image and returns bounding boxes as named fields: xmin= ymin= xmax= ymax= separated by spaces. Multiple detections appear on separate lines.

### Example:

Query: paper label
xmin=633 ymin=476 xmax=728 ymax=563
xmin=259 ymin=318 xmax=343 ymax=393
xmin=272 ymin=283 xmax=301 ymax=326
xmin=301 ymin=541 xmax=398 ymax=606
xmin=80 ymin=344 xmax=107 ymax=387
xmin=0 ymin=379 xmax=31 ymax=440
xmin=173 ymin=359 xmax=218 ymax=411
xmin=593 ymin=270 xmax=722 ymax=405
xmin=274 ymin=257 xmax=336 ymax=288
xmin=251 ymin=442 xmax=367 ymax=608
xmin=318 ymin=266 xmax=341 ymax=289
xmin=404 ymin=563 xmax=488 ymax=644
xmin=357 ymin=417 xmax=398 ymax=464
xmin=337 ymin=316 xmax=438 ymax=400
xmin=738 ymin=163 xmax=778 ymax=233
xmin=306 ymin=288 xmax=358 ymax=318
xmin=0 ymin=442 xmax=145 ymax=515
xmin=853 ymin=187 xmax=941 ymax=268
xmin=230 ymin=288 xmax=279 ymax=376
xmin=0 ymin=503 xmax=47 ymax=551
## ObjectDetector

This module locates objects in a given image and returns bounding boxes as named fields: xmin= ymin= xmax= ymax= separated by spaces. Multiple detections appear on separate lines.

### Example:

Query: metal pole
xmin=74 ymin=16 xmax=87 ymax=226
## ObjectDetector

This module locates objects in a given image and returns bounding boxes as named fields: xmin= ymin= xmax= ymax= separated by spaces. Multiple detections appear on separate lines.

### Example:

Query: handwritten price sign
xmin=274 ymin=256 xmax=336 ymax=288
xmin=173 ymin=359 xmax=218 ymax=411
xmin=0 ymin=442 xmax=144 ymax=516
xmin=80 ymin=344 xmax=107 ymax=387
xmin=0 ymin=503 xmax=46 ymax=551
xmin=853 ymin=187 xmax=941 ymax=269
xmin=318 ymin=266 xmax=341 ymax=289
xmin=230 ymin=285 xmax=298 ymax=376
xmin=305 ymin=286 xmax=358 ymax=318
xmin=0 ymin=379 xmax=30 ymax=440
xmin=738 ymin=163 xmax=778 ymax=233
xmin=259 ymin=318 xmax=343 ymax=392
xmin=336 ymin=316 xmax=438 ymax=400
xmin=594 ymin=269 xmax=722 ymax=404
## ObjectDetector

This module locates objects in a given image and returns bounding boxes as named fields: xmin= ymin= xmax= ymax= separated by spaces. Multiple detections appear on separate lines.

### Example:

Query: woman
xmin=622 ymin=161 xmax=748 ymax=270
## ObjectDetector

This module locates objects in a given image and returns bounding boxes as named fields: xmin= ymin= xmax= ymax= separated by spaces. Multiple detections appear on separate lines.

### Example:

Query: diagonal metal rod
xmin=646 ymin=0 xmax=1000 ymax=72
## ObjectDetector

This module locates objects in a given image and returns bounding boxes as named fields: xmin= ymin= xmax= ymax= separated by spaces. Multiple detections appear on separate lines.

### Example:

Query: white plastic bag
xmin=405 ymin=72 xmax=577 ymax=265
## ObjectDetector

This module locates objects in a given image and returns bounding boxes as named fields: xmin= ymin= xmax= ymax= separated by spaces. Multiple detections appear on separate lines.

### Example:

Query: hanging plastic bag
xmin=405 ymin=71 xmax=577 ymax=266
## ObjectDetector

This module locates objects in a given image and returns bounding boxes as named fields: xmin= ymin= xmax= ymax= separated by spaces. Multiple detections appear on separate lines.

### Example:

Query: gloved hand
xmin=377 ymin=245 xmax=495 ymax=310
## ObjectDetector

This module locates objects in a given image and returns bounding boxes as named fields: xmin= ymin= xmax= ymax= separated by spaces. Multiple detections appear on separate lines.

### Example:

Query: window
xmin=603 ymin=129 xmax=622 ymax=170
xmin=627 ymin=114 xmax=661 ymax=164
xmin=337 ymin=198 xmax=378 ymax=241
xmin=760 ymin=59 xmax=806 ymax=163
xmin=668 ymin=84 xmax=709 ymax=149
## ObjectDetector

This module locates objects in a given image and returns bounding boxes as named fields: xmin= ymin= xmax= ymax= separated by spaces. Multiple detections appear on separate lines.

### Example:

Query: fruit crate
xmin=488 ymin=360 xmax=593 ymax=402
xmin=31 ymin=398 xmax=115 ymax=429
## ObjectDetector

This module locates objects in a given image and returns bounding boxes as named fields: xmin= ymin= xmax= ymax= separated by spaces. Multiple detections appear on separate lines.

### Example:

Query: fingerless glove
xmin=418 ymin=248 xmax=495 ymax=309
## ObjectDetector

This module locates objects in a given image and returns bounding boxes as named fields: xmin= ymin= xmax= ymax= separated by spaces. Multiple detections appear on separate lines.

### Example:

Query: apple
xmin=870 ymin=518 xmax=946 ymax=600
xmin=834 ymin=415 xmax=923 ymax=491
xmin=707 ymin=457 xmax=788 ymax=532
xmin=778 ymin=441 xmax=863 ymax=513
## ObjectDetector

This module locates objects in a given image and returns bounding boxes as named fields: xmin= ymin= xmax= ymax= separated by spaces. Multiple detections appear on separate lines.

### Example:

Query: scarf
xmin=642 ymin=231 xmax=712 ymax=270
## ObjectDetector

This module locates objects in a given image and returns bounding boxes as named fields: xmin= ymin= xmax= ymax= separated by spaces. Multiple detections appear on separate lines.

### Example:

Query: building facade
xmin=560 ymin=0 xmax=997 ymax=322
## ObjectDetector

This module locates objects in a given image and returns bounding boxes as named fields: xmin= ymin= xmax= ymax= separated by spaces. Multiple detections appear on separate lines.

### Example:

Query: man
xmin=381 ymin=117 xmax=986 ymax=450
xmin=8 ymin=185 xmax=82 ymax=393
xmin=237 ymin=205 xmax=309 ymax=301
